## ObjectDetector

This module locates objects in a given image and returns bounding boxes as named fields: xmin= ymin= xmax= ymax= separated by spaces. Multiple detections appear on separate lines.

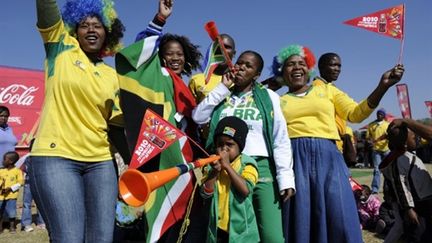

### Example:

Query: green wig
xmin=271 ymin=44 xmax=316 ymax=81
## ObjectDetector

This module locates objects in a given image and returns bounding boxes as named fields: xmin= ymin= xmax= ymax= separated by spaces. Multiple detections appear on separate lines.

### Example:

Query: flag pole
xmin=397 ymin=4 xmax=405 ymax=64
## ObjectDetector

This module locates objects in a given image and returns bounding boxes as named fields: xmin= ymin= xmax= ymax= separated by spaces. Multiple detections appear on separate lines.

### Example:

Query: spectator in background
xmin=0 ymin=151 xmax=23 ymax=233
xmin=314 ymin=53 xmax=358 ymax=167
xmin=389 ymin=118 xmax=432 ymax=164
xmin=354 ymin=184 xmax=381 ymax=230
xmin=389 ymin=118 xmax=432 ymax=141
xmin=20 ymin=140 xmax=45 ymax=232
xmin=0 ymin=106 xmax=18 ymax=169
xmin=189 ymin=34 xmax=236 ymax=104
xmin=380 ymin=125 xmax=432 ymax=242
xmin=375 ymin=185 xmax=398 ymax=237
xmin=367 ymin=108 xmax=390 ymax=194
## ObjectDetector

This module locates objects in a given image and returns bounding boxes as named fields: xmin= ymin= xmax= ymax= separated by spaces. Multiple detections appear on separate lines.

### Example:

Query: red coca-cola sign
xmin=0 ymin=66 xmax=45 ymax=147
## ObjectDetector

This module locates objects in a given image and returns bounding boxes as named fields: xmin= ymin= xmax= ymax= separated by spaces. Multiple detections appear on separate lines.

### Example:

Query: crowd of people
xmin=3 ymin=0 xmax=432 ymax=243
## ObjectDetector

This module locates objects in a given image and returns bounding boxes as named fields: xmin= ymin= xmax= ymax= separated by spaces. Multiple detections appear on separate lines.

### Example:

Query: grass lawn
xmin=2 ymin=164 xmax=430 ymax=243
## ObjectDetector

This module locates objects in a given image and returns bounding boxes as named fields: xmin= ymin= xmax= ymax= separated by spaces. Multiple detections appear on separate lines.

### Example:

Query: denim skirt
xmin=284 ymin=137 xmax=363 ymax=243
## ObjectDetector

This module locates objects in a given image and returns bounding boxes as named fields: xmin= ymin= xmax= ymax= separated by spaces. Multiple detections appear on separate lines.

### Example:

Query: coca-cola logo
xmin=0 ymin=84 xmax=39 ymax=106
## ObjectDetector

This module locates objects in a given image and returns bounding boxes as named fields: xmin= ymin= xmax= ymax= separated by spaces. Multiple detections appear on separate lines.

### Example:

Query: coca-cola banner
xmin=396 ymin=83 xmax=412 ymax=119
xmin=0 ymin=66 xmax=44 ymax=146
xmin=426 ymin=101 xmax=432 ymax=118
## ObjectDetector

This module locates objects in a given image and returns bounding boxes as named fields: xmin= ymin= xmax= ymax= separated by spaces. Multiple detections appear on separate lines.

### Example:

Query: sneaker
xmin=24 ymin=225 xmax=34 ymax=232
xmin=36 ymin=224 xmax=46 ymax=230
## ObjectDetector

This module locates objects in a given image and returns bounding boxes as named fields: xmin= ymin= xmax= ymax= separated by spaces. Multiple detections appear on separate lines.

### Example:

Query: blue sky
xmin=1 ymin=0 xmax=431 ymax=130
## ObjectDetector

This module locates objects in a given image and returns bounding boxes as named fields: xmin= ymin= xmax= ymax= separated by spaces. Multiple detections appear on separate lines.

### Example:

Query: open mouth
xmin=85 ymin=35 xmax=98 ymax=44
xmin=291 ymin=72 xmax=304 ymax=80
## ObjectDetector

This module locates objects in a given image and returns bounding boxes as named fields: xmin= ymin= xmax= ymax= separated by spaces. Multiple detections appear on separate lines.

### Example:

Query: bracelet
xmin=156 ymin=13 xmax=166 ymax=23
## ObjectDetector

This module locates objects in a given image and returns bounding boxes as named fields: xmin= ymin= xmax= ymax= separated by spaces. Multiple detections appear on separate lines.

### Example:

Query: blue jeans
xmin=21 ymin=183 xmax=44 ymax=227
xmin=0 ymin=199 xmax=17 ymax=218
xmin=28 ymin=156 xmax=118 ymax=243
xmin=371 ymin=150 xmax=389 ymax=193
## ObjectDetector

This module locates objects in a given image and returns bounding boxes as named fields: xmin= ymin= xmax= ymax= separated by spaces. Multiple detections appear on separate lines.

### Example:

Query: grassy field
xmin=2 ymin=165 xmax=430 ymax=243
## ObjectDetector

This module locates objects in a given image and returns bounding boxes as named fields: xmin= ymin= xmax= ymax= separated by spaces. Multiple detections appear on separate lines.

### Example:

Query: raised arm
xmin=334 ymin=65 xmax=405 ymax=123
xmin=389 ymin=118 xmax=432 ymax=141
xmin=36 ymin=0 xmax=61 ymax=29
xmin=192 ymin=72 xmax=233 ymax=124
xmin=366 ymin=64 xmax=405 ymax=108
xmin=135 ymin=0 xmax=173 ymax=41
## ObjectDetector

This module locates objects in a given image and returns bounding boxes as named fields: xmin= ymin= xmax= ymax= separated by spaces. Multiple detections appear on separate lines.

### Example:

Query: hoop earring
xmin=185 ymin=62 xmax=192 ymax=70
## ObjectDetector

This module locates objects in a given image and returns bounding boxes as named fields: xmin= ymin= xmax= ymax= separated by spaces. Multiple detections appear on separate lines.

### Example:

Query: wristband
xmin=156 ymin=13 xmax=166 ymax=23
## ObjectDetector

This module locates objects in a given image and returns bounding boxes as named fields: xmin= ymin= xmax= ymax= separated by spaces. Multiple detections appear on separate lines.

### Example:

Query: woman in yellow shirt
xmin=271 ymin=44 xmax=404 ymax=243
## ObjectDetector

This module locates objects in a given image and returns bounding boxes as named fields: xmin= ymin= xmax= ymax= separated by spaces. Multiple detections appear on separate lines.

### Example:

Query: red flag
xmin=396 ymin=84 xmax=412 ymax=119
xmin=344 ymin=4 xmax=404 ymax=39
xmin=425 ymin=101 xmax=432 ymax=118
xmin=349 ymin=176 xmax=363 ymax=192
xmin=129 ymin=109 xmax=185 ymax=169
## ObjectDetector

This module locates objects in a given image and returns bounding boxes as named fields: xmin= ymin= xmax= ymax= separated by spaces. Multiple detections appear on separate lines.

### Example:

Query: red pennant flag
xmin=349 ymin=176 xmax=363 ymax=192
xmin=425 ymin=101 xmax=432 ymax=118
xmin=129 ymin=109 xmax=185 ymax=169
xmin=344 ymin=4 xmax=404 ymax=39
xmin=396 ymin=84 xmax=412 ymax=119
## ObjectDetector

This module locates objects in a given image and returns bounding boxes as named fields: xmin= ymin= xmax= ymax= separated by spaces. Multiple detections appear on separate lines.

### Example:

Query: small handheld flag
xmin=396 ymin=84 xmax=412 ymax=119
xmin=201 ymin=41 xmax=225 ymax=84
xmin=349 ymin=176 xmax=363 ymax=191
xmin=344 ymin=4 xmax=405 ymax=63
xmin=129 ymin=109 xmax=184 ymax=169
xmin=344 ymin=4 xmax=404 ymax=39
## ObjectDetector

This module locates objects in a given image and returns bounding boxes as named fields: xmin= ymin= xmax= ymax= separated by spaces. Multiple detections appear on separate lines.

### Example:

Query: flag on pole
xmin=129 ymin=109 xmax=185 ymax=169
xmin=344 ymin=4 xmax=405 ymax=39
xmin=201 ymin=41 xmax=225 ymax=84
xmin=396 ymin=84 xmax=412 ymax=119
xmin=425 ymin=101 xmax=432 ymax=118
xmin=116 ymin=32 xmax=196 ymax=242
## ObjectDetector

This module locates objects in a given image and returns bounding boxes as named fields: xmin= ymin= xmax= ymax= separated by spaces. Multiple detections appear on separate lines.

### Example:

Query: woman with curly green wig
xmin=272 ymin=44 xmax=405 ymax=243
xmin=29 ymin=0 xmax=128 ymax=242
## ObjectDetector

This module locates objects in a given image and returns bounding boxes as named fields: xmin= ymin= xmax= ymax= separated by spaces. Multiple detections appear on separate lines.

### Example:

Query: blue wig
xmin=61 ymin=0 xmax=123 ymax=56
xmin=62 ymin=0 xmax=117 ymax=32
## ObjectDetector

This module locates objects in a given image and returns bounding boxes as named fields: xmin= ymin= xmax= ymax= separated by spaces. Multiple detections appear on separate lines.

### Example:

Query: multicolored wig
xmin=62 ymin=0 xmax=124 ymax=57
xmin=271 ymin=44 xmax=316 ymax=82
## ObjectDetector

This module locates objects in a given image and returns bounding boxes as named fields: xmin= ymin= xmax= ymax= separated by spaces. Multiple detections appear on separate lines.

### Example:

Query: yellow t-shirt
xmin=188 ymin=73 xmax=222 ymax=103
xmin=0 ymin=167 xmax=23 ymax=200
xmin=31 ymin=20 xmax=123 ymax=162
xmin=313 ymin=78 xmax=347 ymax=151
xmin=280 ymin=85 xmax=373 ymax=139
xmin=217 ymin=156 xmax=258 ymax=232
xmin=367 ymin=120 xmax=390 ymax=152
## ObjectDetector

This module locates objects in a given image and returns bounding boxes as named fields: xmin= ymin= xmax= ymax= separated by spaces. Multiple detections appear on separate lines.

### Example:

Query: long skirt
xmin=284 ymin=138 xmax=363 ymax=243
